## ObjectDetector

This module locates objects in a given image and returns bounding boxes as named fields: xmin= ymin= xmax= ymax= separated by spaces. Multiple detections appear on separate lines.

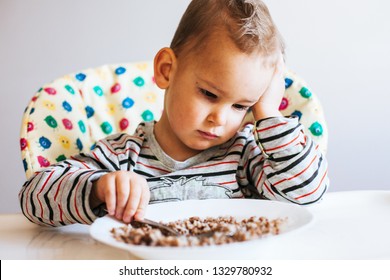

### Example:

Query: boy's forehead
xmin=193 ymin=59 xmax=273 ymax=102
xmin=175 ymin=31 xmax=275 ymax=97
xmin=181 ymin=30 xmax=276 ymax=67
xmin=190 ymin=38 xmax=273 ymax=74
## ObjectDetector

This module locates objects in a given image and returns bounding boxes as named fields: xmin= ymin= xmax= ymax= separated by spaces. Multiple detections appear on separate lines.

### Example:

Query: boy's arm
xmin=18 ymin=134 xmax=133 ymax=226
xmin=239 ymin=52 xmax=328 ymax=203
xmin=241 ymin=116 xmax=328 ymax=204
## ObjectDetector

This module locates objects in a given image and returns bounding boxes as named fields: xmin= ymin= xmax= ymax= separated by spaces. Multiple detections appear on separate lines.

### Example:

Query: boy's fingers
xmin=122 ymin=175 xmax=144 ymax=223
xmin=134 ymin=185 xmax=150 ymax=221
xmin=133 ymin=208 xmax=145 ymax=221
xmin=114 ymin=174 xmax=130 ymax=220
xmin=123 ymin=177 xmax=150 ymax=223
xmin=103 ymin=175 xmax=117 ymax=216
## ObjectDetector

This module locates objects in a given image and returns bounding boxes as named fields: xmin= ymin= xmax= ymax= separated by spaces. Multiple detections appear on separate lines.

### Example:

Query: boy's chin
xmin=187 ymin=141 xmax=220 ymax=151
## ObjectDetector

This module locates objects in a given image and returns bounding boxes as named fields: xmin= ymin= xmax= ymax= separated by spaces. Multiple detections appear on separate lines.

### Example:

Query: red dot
xmin=119 ymin=118 xmax=129 ymax=130
xmin=111 ymin=83 xmax=121 ymax=93
xmin=27 ymin=122 xmax=34 ymax=132
xmin=37 ymin=156 xmax=50 ymax=167
xmin=20 ymin=138 xmax=28 ymax=150
xmin=44 ymin=87 xmax=57 ymax=95
xmin=62 ymin=118 xmax=73 ymax=130
xmin=279 ymin=97 xmax=289 ymax=110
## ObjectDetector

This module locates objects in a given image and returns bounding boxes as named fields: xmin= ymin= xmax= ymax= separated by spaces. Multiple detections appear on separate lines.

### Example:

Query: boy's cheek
xmin=228 ymin=115 xmax=246 ymax=131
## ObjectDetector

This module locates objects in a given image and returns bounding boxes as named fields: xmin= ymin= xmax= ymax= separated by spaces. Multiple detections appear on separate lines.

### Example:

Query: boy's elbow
xmin=294 ymin=171 xmax=329 ymax=206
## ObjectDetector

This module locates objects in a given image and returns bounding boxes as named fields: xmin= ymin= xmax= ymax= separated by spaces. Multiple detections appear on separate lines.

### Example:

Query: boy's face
xmin=155 ymin=33 xmax=274 ymax=161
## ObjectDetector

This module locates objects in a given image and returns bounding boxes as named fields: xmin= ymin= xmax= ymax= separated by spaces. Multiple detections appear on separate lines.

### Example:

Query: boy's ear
xmin=153 ymin=47 xmax=177 ymax=89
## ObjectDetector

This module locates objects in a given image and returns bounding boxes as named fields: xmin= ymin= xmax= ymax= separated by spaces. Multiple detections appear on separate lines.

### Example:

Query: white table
xmin=269 ymin=190 xmax=390 ymax=259
xmin=0 ymin=214 xmax=132 ymax=259
xmin=1 ymin=190 xmax=389 ymax=259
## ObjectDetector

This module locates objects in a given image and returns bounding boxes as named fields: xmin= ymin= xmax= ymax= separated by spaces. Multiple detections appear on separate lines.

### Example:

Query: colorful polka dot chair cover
xmin=20 ymin=62 xmax=328 ymax=179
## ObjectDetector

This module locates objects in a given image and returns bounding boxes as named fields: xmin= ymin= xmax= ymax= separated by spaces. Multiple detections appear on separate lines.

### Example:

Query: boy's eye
xmin=233 ymin=104 xmax=249 ymax=111
xmin=200 ymin=89 xmax=217 ymax=99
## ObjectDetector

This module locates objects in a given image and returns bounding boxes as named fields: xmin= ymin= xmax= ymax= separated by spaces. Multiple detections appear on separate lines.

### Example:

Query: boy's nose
xmin=207 ymin=108 xmax=228 ymax=126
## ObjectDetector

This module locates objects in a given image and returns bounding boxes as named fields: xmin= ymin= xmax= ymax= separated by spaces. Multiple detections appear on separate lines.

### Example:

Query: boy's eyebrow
xmin=197 ymin=76 xmax=226 ymax=94
xmin=197 ymin=76 xmax=258 ymax=103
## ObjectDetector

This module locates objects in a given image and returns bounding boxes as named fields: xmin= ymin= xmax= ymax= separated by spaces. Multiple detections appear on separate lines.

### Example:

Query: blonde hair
xmin=170 ymin=0 xmax=285 ymax=56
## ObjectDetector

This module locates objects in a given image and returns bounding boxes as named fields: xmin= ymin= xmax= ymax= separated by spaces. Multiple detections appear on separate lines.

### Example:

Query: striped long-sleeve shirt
xmin=19 ymin=116 xmax=329 ymax=226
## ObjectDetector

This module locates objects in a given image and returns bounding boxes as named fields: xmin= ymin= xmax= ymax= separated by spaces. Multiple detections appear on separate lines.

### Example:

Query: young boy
xmin=20 ymin=0 xmax=328 ymax=227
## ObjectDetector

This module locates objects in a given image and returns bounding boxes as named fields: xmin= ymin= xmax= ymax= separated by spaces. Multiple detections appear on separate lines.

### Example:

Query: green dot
xmin=141 ymin=110 xmax=154 ymax=122
xmin=78 ymin=120 xmax=86 ymax=133
xmin=299 ymin=87 xmax=312 ymax=98
xmin=56 ymin=154 xmax=66 ymax=162
xmin=100 ymin=121 xmax=113 ymax=134
xmin=309 ymin=122 xmax=323 ymax=136
xmin=93 ymin=86 xmax=104 ymax=96
xmin=65 ymin=85 xmax=75 ymax=94
xmin=44 ymin=115 xmax=58 ymax=128
xmin=133 ymin=76 xmax=145 ymax=87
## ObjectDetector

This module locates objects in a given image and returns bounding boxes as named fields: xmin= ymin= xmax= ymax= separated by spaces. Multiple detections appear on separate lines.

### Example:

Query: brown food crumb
xmin=111 ymin=216 xmax=286 ymax=247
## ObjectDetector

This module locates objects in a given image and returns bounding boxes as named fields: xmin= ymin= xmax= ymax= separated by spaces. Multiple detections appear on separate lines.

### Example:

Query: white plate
xmin=90 ymin=199 xmax=313 ymax=259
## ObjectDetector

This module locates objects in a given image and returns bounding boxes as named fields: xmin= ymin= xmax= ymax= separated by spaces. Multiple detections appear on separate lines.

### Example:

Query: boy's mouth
xmin=198 ymin=130 xmax=218 ymax=140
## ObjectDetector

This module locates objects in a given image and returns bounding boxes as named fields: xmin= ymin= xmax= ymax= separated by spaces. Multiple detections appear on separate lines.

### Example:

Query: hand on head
xmin=251 ymin=52 xmax=285 ymax=120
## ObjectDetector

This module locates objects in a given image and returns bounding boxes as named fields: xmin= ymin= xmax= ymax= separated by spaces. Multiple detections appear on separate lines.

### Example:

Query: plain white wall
xmin=1 ymin=0 xmax=389 ymax=213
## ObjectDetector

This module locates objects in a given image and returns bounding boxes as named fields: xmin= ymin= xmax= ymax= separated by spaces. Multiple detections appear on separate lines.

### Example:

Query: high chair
xmin=20 ymin=62 xmax=327 ymax=179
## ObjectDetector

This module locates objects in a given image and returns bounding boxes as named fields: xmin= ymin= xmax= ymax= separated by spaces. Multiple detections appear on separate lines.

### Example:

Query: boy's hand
xmin=91 ymin=171 xmax=150 ymax=223
xmin=252 ymin=52 xmax=285 ymax=120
